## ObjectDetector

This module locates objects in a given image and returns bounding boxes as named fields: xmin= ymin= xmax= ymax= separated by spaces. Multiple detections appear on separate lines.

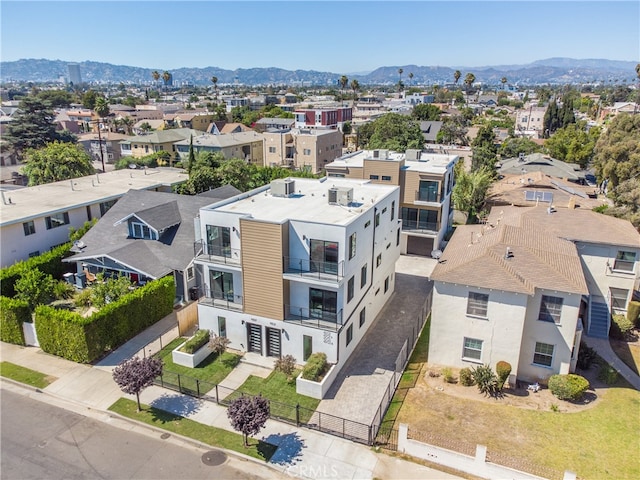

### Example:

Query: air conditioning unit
xmin=271 ymin=178 xmax=295 ymax=197
xmin=328 ymin=187 xmax=353 ymax=206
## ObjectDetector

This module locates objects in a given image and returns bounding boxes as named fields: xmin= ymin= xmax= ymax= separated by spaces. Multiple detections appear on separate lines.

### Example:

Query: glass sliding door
xmin=310 ymin=240 xmax=339 ymax=275
xmin=206 ymin=225 xmax=231 ymax=257
xmin=210 ymin=270 xmax=234 ymax=302
xmin=309 ymin=288 xmax=337 ymax=322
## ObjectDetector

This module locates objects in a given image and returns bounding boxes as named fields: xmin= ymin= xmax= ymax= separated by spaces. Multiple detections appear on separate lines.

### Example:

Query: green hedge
xmin=181 ymin=329 xmax=210 ymax=354
xmin=301 ymin=352 xmax=328 ymax=381
xmin=628 ymin=301 xmax=640 ymax=328
xmin=35 ymin=276 xmax=174 ymax=363
xmin=0 ymin=243 xmax=73 ymax=297
xmin=0 ymin=297 xmax=30 ymax=346
xmin=548 ymin=374 xmax=590 ymax=401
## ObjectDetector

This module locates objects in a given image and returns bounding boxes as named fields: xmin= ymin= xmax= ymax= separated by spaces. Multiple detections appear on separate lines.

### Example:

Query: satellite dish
xmin=73 ymin=240 xmax=86 ymax=249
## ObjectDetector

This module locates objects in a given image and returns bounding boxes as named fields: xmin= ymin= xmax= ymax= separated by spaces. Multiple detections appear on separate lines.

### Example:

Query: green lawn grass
xmin=0 ymin=361 xmax=56 ymax=389
xmin=155 ymin=338 xmax=241 ymax=394
xmin=108 ymin=398 xmax=277 ymax=461
xmin=227 ymin=370 xmax=320 ymax=423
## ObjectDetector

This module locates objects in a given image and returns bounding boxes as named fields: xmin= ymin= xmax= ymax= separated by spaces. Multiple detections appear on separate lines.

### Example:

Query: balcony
xmin=198 ymin=288 xmax=243 ymax=312
xmin=414 ymin=190 xmax=442 ymax=204
xmin=283 ymin=256 xmax=344 ymax=282
xmin=193 ymin=240 xmax=241 ymax=266
xmin=401 ymin=220 xmax=440 ymax=234
xmin=284 ymin=304 xmax=343 ymax=331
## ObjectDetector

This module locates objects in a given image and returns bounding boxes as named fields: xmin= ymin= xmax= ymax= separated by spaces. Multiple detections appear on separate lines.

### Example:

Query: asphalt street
xmin=0 ymin=389 xmax=273 ymax=480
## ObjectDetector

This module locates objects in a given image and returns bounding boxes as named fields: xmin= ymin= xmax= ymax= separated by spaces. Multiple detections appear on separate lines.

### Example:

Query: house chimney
xmin=505 ymin=247 xmax=514 ymax=259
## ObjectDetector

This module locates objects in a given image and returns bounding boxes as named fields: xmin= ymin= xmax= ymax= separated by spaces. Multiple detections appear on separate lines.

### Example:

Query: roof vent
xmin=271 ymin=178 xmax=295 ymax=197
xmin=505 ymin=247 xmax=514 ymax=260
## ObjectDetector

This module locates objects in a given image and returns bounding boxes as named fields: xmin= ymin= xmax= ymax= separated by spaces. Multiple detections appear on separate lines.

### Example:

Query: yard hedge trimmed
xmin=301 ymin=352 xmax=328 ymax=381
xmin=35 ymin=276 xmax=174 ymax=363
xmin=181 ymin=329 xmax=210 ymax=354
xmin=0 ymin=297 xmax=30 ymax=346
xmin=548 ymin=374 xmax=590 ymax=401
xmin=0 ymin=243 xmax=73 ymax=297
xmin=628 ymin=300 xmax=640 ymax=328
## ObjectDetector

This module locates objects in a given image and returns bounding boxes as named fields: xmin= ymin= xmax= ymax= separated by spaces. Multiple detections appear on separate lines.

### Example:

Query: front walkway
xmin=583 ymin=335 xmax=640 ymax=390
xmin=315 ymin=256 xmax=436 ymax=427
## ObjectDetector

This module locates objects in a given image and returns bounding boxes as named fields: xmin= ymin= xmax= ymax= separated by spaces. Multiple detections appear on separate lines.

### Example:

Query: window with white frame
xmin=303 ymin=149 xmax=311 ymax=155
xmin=533 ymin=342 xmax=554 ymax=367
xmin=610 ymin=287 xmax=629 ymax=310
xmin=466 ymin=292 xmax=489 ymax=317
xmin=462 ymin=337 xmax=483 ymax=361
xmin=45 ymin=212 xmax=70 ymax=230
xmin=349 ymin=232 xmax=356 ymax=260
xmin=268 ymin=146 xmax=276 ymax=153
xmin=613 ymin=251 xmax=636 ymax=272
xmin=538 ymin=295 xmax=563 ymax=323
xmin=23 ymin=221 xmax=36 ymax=236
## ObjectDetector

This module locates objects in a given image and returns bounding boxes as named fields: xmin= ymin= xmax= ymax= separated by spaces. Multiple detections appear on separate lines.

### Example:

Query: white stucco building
xmin=429 ymin=205 xmax=640 ymax=383
xmin=0 ymin=168 xmax=188 ymax=267
xmin=194 ymin=177 xmax=401 ymax=373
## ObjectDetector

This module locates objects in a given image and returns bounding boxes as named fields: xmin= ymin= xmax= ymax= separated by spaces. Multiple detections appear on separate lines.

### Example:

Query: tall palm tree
xmin=94 ymin=96 xmax=110 ymax=171
xmin=408 ymin=72 xmax=414 ymax=87
xmin=350 ymin=79 xmax=360 ymax=108
xmin=152 ymin=70 xmax=160 ymax=89
xmin=501 ymin=77 xmax=508 ymax=90
xmin=211 ymin=76 xmax=218 ymax=103
xmin=635 ymin=64 xmax=640 ymax=113
xmin=162 ymin=71 xmax=171 ymax=97
xmin=464 ymin=72 xmax=475 ymax=93
xmin=121 ymin=116 xmax=134 ymax=135
xmin=454 ymin=70 xmax=461 ymax=86
xmin=339 ymin=75 xmax=348 ymax=105
xmin=398 ymin=68 xmax=404 ymax=93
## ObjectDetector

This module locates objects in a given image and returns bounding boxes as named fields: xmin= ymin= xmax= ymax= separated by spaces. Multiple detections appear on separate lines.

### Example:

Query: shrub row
xmin=35 ymin=276 xmax=174 ymax=363
xmin=301 ymin=352 xmax=328 ymax=381
xmin=610 ymin=313 xmax=635 ymax=340
xmin=181 ymin=329 xmax=210 ymax=354
xmin=627 ymin=300 xmax=640 ymax=328
xmin=0 ymin=296 xmax=30 ymax=346
xmin=0 ymin=243 xmax=73 ymax=297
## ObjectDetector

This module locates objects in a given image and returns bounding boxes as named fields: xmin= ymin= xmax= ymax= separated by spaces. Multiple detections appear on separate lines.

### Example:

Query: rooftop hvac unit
xmin=406 ymin=149 xmax=421 ymax=161
xmin=271 ymin=178 xmax=295 ymax=197
xmin=378 ymin=149 xmax=389 ymax=160
xmin=328 ymin=186 xmax=353 ymax=206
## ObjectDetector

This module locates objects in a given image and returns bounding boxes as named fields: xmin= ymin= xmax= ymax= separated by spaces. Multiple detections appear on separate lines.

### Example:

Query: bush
xmin=0 ymin=296 xmax=30 ymax=345
xmin=302 ymin=352 xmax=328 ymax=381
xmin=610 ymin=313 xmax=634 ymax=340
xmin=598 ymin=364 xmax=619 ymax=385
xmin=471 ymin=364 xmax=500 ymax=396
xmin=577 ymin=342 xmax=598 ymax=370
xmin=53 ymin=280 xmax=75 ymax=300
xmin=459 ymin=367 xmax=474 ymax=386
xmin=36 ymin=276 xmax=174 ymax=363
xmin=209 ymin=334 xmax=231 ymax=355
xmin=442 ymin=367 xmax=456 ymax=384
xmin=74 ymin=288 xmax=93 ymax=308
xmin=181 ymin=329 xmax=210 ymax=354
xmin=627 ymin=301 xmax=640 ymax=328
xmin=14 ymin=269 xmax=56 ymax=310
xmin=274 ymin=354 xmax=297 ymax=378
xmin=496 ymin=361 xmax=512 ymax=389
xmin=548 ymin=374 xmax=590 ymax=401
xmin=91 ymin=274 xmax=133 ymax=308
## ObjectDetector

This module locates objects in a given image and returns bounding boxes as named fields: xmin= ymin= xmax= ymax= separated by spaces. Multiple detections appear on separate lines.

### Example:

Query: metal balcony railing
xmin=283 ymin=256 xmax=344 ymax=281
xmin=401 ymin=220 xmax=440 ymax=233
xmin=414 ymin=190 xmax=441 ymax=203
xmin=193 ymin=240 xmax=241 ymax=265
xmin=199 ymin=289 xmax=243 ymax=312
xmin=284 ymin=305 xmax=343 ymax=331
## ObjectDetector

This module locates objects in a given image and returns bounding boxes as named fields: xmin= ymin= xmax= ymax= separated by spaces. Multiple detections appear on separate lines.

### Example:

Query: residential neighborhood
xmin=1 ymin=2 xmax=639 ymax=479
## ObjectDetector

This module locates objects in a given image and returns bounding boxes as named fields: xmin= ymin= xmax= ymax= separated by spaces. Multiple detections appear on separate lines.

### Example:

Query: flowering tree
xmin=112 ymin=356 xmax=163 ymax=412
xmin=227 ymin=395 xmax=270 ymax=447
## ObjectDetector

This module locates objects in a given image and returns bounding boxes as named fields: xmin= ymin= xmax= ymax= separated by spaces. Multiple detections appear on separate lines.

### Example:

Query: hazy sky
xmin=1 ymin=1 xmax=638 ymax=73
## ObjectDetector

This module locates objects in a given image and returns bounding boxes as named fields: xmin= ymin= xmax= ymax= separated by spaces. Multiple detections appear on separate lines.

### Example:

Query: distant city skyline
xmin=1 ymin=1 xmax=638 ymax=74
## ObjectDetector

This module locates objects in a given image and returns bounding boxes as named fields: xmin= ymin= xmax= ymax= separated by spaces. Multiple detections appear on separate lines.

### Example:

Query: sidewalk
xmin=0 ymin=341 xmax=458 ymax=479
xmin=583 ymin=335 xmax=640 ymax=390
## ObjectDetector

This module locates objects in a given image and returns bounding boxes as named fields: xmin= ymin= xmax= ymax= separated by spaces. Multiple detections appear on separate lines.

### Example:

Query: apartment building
xmin=515 ymin=106 xmax=546 ymax=138
xmin=194 ymin=177 xmax=401 ymax=374
xmin=120 ymin=129 xmax=201 ymax=158
xmin=173 ymin=131 xmax=265 ymax=165
xmin=263 ymin=128 xmax=343 ymax=173
xmin=294 ymin=107 xmax=352 ymax=130
xmin=326 ymin=149 xmax=458 ymax=256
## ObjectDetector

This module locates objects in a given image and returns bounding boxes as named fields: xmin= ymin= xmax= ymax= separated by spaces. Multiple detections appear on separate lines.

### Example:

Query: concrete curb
xmin=0 ymin=378 xmax=287 ymax=478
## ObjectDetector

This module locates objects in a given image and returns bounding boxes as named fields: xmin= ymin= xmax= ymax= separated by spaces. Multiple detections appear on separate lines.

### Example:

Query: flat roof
xmin=327 ymin=150 xmax=457 ymax=174
xmin=0 ymin=167 xmax=188 ymax=227
xmin=209 ymin=178 xmax=398 ymax=226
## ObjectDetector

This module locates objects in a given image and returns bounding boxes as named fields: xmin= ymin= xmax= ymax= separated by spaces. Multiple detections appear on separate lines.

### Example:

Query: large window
xmin=210 ymin=270 xmax=234 ymax=302
xmin=613 ymin=251 xmax=636 ymax=272
xmin=309 ymin=288 xmax=337 ymax=322
xmin=349 ymin=233 xmax=356 ymax=260
xmin=359 ymin=308 xmax=366 ymax=327
xmin=23 ymin=221 xmax=36 ymax=236
xmin=533 ymin=342 xmax=554 ymax=367
xmin=360 ymin=264 xmax=367 ymax=288
xmin=346 ymin=325 xmax=353 ymax=346
xmin=45 ymin=212 xmax=70 ymax=230
xmin=303 ymin=335 xmax=312 ymax=361
xmin=418 ymin=180 xmax=439 ymax=202
xmin=130 ymin=222 xmax=156 ymax=240
xmin=206 ymin=225 xmax=231 ymax=258
xmin=347 ymin=276 xmax=355 ymax=302
xmin=462 ymin=337 xmax=483 ymax=361
xmin=610 ymin=287 xmax=629 ymax=310
xmin=310 ymin=239 xmax=339 ymax=275
xmin=100 ymin=199 xmax=117 ymax=216
xmin=401 ymin=207 xmax=438 ymax=231
xmin=466 ymin=292 xmax=489 ymax=317
xmin=218 ymin=316 xmax=227 ymax=337
xmin=538 ymin=295 xmax=563 ymax=323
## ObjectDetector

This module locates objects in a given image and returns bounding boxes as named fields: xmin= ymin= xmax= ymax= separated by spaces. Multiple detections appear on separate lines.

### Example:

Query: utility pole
xmin=96 ymin=121 xmax=106 ymax=173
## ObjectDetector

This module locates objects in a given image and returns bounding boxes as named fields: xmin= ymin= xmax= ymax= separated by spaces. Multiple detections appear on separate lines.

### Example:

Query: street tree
xmin=152 ymin=70 xmax=160 ymax=87
xmin=112 ymin=356 xmax=163 ymax=412
xmin=350 ymin=79 xmax=360 ymax=106
xmin=545 ymin=122 xmax=600 ymax=169
xmin=339 ymin=75 xmax=348 ymax=104
xmin=501 ymin=77 xmax=507 ymax=89
xmin=464 ymin=73 xmax=476 ymax=94
xmin=498 ymin=137 xmax=542 ymax=159
xmin=454 ymin=70 xmax=461 ymax=86
xmin=211 ymin=76 xmax=218 ymax=103
xmin=227 ymin=395 xmax=270 ymax=447
xmin=82 ymin=90 xmax=99 ymax=110
xmin=22 ymin=141 xmax=94 ymax=186
xmin=357 ymin=113 xmax=424 ymax=152
xmin=452 ymin=167 xmax=494 ymax=223
xmin=3 ymin=97 xmax=61 ymax=159
xmin=398 ymin=68 xmax=404 ymax=92
xmin=411 ymin=103 xmax=442 ymax=121
xmin=436 ymin=115 xmax=469 ymax=145
xmin=408 ymin=72 xmax=414 ymax=86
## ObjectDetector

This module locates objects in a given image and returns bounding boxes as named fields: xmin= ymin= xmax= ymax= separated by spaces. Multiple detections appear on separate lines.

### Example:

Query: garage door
xmin=407 ymin=236 xmax=434 ymax=256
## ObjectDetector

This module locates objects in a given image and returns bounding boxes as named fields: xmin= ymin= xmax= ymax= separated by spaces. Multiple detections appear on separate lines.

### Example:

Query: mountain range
xmin=1 ymin=58 xmax=637 ymax=86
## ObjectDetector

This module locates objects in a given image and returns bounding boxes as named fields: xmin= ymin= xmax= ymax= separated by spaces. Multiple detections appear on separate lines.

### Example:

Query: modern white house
xmin=326 ymin=149 xmax=459 ymax=257
xmin=194 ymin=177 xmax=401 ymax=375
xmin=429 ymin=205 xmax=640 ymax=383
xmin=0 ymin=168 xmax=188 ymax=268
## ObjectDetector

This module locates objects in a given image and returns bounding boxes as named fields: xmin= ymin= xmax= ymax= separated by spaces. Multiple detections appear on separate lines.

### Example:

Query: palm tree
xmin=464 ymin=72 xmax=475 ymax=93
xmin=211 ymin=76 xmax=218 ymax=103
xmin=152 ymin=70 xmax=160 ymax=89
xmin=398 ymin=68 xmax=404 ymax=93
xmin=94 ymin=96 xmax=110 ymax=171
xmin=350 ymin=79 xmax=360 ymax=108
xmin=339 ymin=75 xmax=348 ymax=105
xmin=121 ymin=116 xmax=134 ymax=135
xmin=454 ymin=70 xmax=461 ymax=86
xmin=408 ymin=72 xmax=414 ymax=87
xmin=162 ymin=71 xmax=171 ymax=97
xmin=501 ymin=77 xmax=508 ymax=90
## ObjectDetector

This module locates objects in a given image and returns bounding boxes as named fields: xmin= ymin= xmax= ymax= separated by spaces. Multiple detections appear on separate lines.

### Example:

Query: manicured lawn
xmin=155 ymin=337 xmax=241 ymax=393
xmin=0 ymin=361 xmax=56 ymax=389
xmin=108 ymin=398 xmax=277 ymax=461
xmin=228 ymin=370 xmax=320 ymax=423
xmin=610 ymin=337 xmax=640 ymax=375
xmin=384 ymin=318 xmax=640 ymax=479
